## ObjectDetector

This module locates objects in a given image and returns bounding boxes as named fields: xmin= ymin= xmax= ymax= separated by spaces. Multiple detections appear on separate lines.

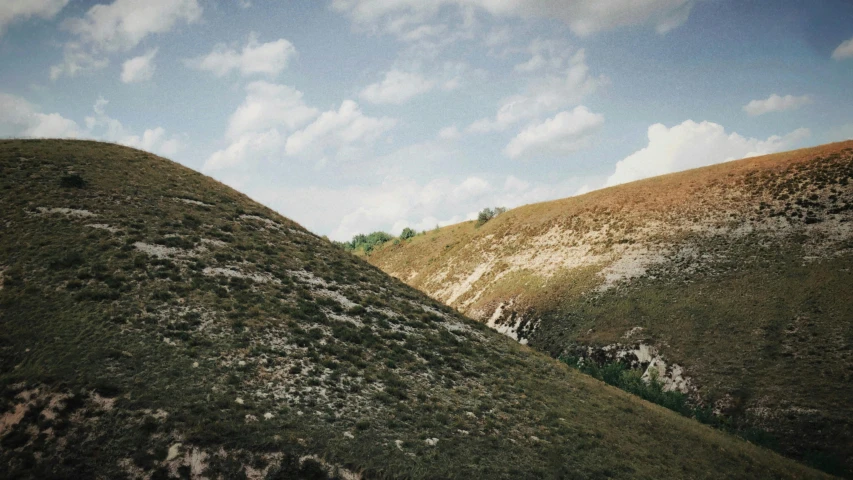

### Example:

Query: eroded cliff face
xmin=369 ymin=142 xmax=853 ymax=473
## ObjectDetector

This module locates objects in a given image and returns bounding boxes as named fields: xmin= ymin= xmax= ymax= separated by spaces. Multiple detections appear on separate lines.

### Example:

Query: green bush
xmin=400 ymin=227 xmax=416 ymax=240
xmin=476 ymin=206 xmax=507 ymax=227
xmin=336 ymin=231 xmax=394 ymax=253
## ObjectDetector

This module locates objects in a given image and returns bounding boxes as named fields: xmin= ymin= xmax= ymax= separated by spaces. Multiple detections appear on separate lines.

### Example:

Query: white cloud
xmin=332 ymin=0 xmax=694 ymax=38
xmin=50 ymin=43 xmax=109 ymax=80
xmin=121 ymin=127 xmax=181 ymax=156
xmin=0 ymin=0 xmax=68 ymax=36
xmin=253 ymin=169 xmax=589 ymax=241
xmin=0 ymin=93 xmax=81 ymax=138
xmin=205 ymin=130 xmax=283 ymax=171
xmin=121 ymin=48 xmax=157 ymax=83
xmin=469 ymin=49 xmax=603 ymax=132
xmin=187 ymin=32 xmax=296 ymax=77
xmin=0 ymin=93 xmax=182 ymax=157
xmin=63 ymin=0 xmax=201 ymax=51
xmin=742 ymin=94 xmax=813 ymax=116
xmin=514 ymin=38 xmax=572 ymax=73
xmin=226 ymin=81 xmax=319 ymax=139
xmin=84 ymin=96 xmax=184 ymax=156
xmin=832 ymin=36 xmax=853 ymax=60
xmin=604 ymin=120 xmax=811 ymax=187
xmin=285 ymin=100 xmax=397 ymax=160
xmin=206 ymin=86 xmax=396 ymax=171
xmin=52 ymin=0 xmax=201 ymax=79
xmin=360 ymin=69 xmax=435 ymax=104
xmin=504 ymin=106 xmax=604 ymax=158
xmin=438 ymin=125 xmax=460 ymax=140
xmin=204 ymin=80 xmax=323 ymax=171
xmin=253 ymin=175 xmax=486 ymax=241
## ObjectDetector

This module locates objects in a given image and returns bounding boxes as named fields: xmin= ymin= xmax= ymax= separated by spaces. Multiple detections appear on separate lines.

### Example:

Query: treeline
xmin=336 ymin=205 xmax=508 ymax=254
xmin=334 ymin=231 xmax=395 ymax=254
xmin=333 ymin=227 xmax=424 ymax=254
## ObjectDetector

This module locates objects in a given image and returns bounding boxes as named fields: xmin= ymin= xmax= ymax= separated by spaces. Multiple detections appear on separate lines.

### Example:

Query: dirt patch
xmin=134 ymin=242 xmax=197 ymax=259
xmin=0 ymin=403 xmax=28 ymax=436
xmin=85 ymin=223 xmax=120 ymax=233
xmin=175 ymin=197 xmax=214 ymax=207
xmin=37 ymin=207 xmax=97 ymax=218
xmin=203 ymin=267 xmax=280 ymax=284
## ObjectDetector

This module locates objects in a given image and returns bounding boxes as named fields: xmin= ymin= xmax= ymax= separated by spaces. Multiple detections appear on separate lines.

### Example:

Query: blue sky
xmin=1 ymin=0 xmax=852 ymax=240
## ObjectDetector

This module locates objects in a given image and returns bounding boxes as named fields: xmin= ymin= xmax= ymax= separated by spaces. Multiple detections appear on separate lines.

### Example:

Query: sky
xmin=1 ymin=0 xmax=852 ymax=241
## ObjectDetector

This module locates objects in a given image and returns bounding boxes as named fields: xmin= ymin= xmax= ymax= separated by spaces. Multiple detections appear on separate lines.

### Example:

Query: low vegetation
xmin=0 ymin=139 xmax=829 ymax=479
xmin=476 ymin=206 xmax=507 ymax=227
xmin=333 ymin=231 xmax=394 ymax=254
xmin=368 ymin=141 xmax=853 ymax=477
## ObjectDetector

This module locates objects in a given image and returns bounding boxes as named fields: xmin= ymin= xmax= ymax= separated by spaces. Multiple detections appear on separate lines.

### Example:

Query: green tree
xmin=476 ymin=208 xmax=495 ymax=227
xmin=400 ymin=227 xmax=416 ymax=240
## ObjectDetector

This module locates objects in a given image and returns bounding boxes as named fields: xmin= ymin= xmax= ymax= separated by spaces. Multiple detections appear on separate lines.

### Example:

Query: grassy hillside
xmin=368 ymin=141 xmax=853 ymax=476
xmin=0 ymin=139 xmax=831 ymax=479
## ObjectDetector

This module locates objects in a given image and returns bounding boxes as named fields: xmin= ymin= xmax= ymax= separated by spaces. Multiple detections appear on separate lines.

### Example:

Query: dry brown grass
xmin=368 ymin=140 xmax=853 ymax=476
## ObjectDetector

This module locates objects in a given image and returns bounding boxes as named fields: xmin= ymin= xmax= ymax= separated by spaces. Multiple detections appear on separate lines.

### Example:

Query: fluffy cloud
xmin=205 ymin=85 xmax=396 ymax=171
xmin=121 ymin=127 xmax=181 ymax=156
xmin=186 ymin=33 xmax=296 ymax=77
xmin=52 ymin=0 xmax=201 ymax=79
xmin=84 ymin=97 xmax=183 ymax=156
xmin=360 ymin=70 xmax=435 ymax=104
xmin=504 ymin=106 xmax=604 ymax=158
xmin=205 ymin=130 xmax=283 ymax=171
xmin=285 ymin=100 xmax=397 ymax=160
xmin=742 ymin=94 xmax=812 ymax=116
xmin=253 ymin=170 xmax=584 ymax=241
xmin=121 ymin=48 xmax=157 ymax=83
xmin=226 ymin=81 xmax=319 ymax=139
xmin=205 ymin=81 xmax=321 ymax=171
xmin=0 ymin=0 xmax=68 ymax=36
xmin=0 ymin=93 xmax=181 ymax=156
xmin=604 ymin=120 xmax=811 ymax=187
xmin=359 ymin=61 xmax=481 ymax=105
xmin=63 ymin=0 xmax=201 ymax=51
xmin=0 ymin=94 xmax=81 ymax=138
xmin=332 ymin=0 xmax=694 ymax=38
xmin=832 ymin=36 xmax=853 ymax=60
xmin=469 ymin=49 xmax=603 ymax=132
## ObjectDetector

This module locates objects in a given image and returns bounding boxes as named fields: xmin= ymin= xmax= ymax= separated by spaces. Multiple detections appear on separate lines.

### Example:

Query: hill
xmin=367 ymin=141 xmax=853 ymax=476
xmin=0 ymin=139 xmax=831 ymax=479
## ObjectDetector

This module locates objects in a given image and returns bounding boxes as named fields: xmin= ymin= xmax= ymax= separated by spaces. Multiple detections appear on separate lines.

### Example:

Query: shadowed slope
xmin=0 ymin=139 xmax=829 ymax=479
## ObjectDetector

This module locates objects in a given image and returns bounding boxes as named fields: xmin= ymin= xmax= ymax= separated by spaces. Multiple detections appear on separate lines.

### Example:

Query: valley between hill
xmin=0 ymin=139 xmax=834 ymax=478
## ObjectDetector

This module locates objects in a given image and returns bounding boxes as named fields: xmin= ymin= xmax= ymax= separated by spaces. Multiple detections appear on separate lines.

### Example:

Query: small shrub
xmin=475 ymin=206 xmax=506 ymax=227
xmin=60 ymin=174 xmax=86 ymax=188
xmin=49 ymin=251 xmax=84 ymax=270
xmin=355 ymin=418 xmax=370 ymax=430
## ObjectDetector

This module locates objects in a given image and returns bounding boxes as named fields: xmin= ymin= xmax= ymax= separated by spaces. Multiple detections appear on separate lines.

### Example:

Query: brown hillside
xmin=368 ymin=140 xmax=853 ymax=475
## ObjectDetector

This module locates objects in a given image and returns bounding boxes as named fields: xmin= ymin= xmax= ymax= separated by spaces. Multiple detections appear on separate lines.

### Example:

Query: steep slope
xmin=368 ymin=141 xmax=853 ymax=475
xmin=0 ymin=139 xmax=830 ymax=479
